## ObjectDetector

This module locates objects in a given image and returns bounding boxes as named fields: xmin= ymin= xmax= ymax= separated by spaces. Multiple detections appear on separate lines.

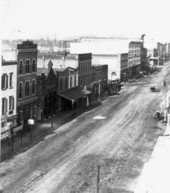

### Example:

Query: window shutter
xmin=9 ymin=96 xmax=11 ymax=110
xmin=12 ymin=96 xmax=14 ymax=110
xmin=5 ymin=98 xmax=7 ymax=113
xmin=1 ymin=76 xmax=3 ymax=89
xmin=6 ymin=75 xmax=8 ymax=89
xmin=2 ymin=98 xmax=4 ymax=114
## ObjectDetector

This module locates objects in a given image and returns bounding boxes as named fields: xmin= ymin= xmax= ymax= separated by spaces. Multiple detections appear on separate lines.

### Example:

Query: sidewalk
xmin=0 ymin=102 xmax=101 ymax=161
xmin=134 ymin=122 xmax=170 ymax=193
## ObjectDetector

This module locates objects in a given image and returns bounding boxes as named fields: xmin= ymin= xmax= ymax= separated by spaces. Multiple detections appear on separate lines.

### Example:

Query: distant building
xmin=1 ymin=59 xmax=17 ymax=140
xmin=70 ymin=38 xmax=130 ymax=80
xmin=17 ymin=40 xmax=38 ymax=126
xmin=128 ymin=41 xmax=142 ymax=77
xmin=92 ymin=54 xmax=121 ymax=80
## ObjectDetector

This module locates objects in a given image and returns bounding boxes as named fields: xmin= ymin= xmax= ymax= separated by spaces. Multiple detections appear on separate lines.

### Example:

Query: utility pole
xmin=97 ymin=165 xmax=100 ymax=193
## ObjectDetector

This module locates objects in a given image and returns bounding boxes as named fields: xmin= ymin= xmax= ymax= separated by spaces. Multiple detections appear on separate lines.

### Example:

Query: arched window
xmin=19 ymin=60 xmax=23 ymax=74
xmin=25 ymin=60 xmax=30 ymax=73
xmin=32 ymin=80 xmax=35 ymax=94
xmin=32 ymin=59 xmax=36 ymax=72
xmin=25 ymin=81 xmax=29 ymax=96
xmin=19 ymin=82 xmax=22 ymax=99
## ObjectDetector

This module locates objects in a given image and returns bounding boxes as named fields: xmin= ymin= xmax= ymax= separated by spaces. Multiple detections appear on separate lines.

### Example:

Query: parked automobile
xmin=150 ymin=86 xmax=160 ymax=92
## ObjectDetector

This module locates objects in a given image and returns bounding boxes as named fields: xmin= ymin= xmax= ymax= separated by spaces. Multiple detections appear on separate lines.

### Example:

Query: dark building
xmin=17 ymin=40 xmax=38 ymax=126
xmin=37 ymin=61 xmax=58 ymax=120
xmin=120 ymin=53 xmax=128 ymax=82
xmin=141 ymin=47 xmax=148 ymax=70
xmin=78 ymin=53 xmax=94 ymax=89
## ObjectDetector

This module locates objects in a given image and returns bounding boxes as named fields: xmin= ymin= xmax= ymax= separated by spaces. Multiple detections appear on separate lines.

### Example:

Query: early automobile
xmin=150 ymin=86 xmax=160 ymax=92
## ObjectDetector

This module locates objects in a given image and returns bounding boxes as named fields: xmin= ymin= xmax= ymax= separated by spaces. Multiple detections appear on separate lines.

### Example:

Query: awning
xmin=58 ymin=86 xmax=91 ymax=102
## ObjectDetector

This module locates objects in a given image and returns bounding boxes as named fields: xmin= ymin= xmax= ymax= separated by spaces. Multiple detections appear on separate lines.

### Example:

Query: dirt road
xmin=0 ymin=63 xmax=170 ymax=193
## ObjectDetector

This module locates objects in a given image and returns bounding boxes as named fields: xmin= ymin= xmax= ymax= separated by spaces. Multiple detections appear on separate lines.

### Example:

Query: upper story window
xmin=2 ymin=98 xmax=7 ymax=114
xmin=1 ymin=74 xmax=8 ymax=90
xmin=32 ymin=59 xmax=36 ymax=72
xmin=19 ymin=82 xmax=23 ymax=99
xmin=74 ymin=75 xmax=76 ymax=87
xmin=32 ymin=80 xmax=35 ymax=94
xmin=65 ymin=77 xmax=68 ymax=89
xmin=25 ymin=60 xmax=30 ymax=73
xmin=25 ymin=81 xmax=30 ymax=96
xmin=60 ymin=79 xmax=63 ymax=91
xmin=70 ymin=76 xmax=72 ymax=88
xmin=19 ymin=60 xmax=23 ymax=74
xmin=9 ymin=73 xmax=13 ymax=88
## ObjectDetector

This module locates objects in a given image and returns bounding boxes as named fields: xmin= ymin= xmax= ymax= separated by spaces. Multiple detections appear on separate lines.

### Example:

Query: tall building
xmin=128 ymin=41 xmax=142 ymax=77
xmin=1 ymin=59 xmax=17 ymax=140
xmin=17 ymin=40 xmax=38 ymax=126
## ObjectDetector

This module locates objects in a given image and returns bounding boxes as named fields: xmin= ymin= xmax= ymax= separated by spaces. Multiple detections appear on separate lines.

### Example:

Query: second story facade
xmin=56 ymin=67 xmax=79 ymax=93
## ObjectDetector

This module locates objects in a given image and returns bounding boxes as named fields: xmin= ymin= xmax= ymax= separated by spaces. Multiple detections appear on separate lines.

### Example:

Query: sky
xmin=1 ymin=0 xmax=170 ymax=44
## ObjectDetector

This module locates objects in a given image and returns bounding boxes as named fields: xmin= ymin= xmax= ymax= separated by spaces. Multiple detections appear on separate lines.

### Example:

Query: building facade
xmin=56 ymin=66 xmax=79 ymax=111
xmin=91 ymin=65 xmax=108 ymax=100
xmin=1 ymin=59 xmax=17 ymax=140
xmin=17 ymin=40 xmax=38 ymax=127
xmin=128 ymin=41 xmax=142 ymax=77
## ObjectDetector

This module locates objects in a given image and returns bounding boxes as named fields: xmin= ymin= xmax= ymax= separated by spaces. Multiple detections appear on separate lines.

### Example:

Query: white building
xmin=70 ymin=38 xmax=130 ymax=80
xmin=1 ymin=59 xmax=17 ymax=140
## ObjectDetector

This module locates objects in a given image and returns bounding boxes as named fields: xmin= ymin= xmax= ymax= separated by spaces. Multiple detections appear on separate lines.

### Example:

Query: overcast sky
xmin=2 ymin=0 xmax=170 ymax=43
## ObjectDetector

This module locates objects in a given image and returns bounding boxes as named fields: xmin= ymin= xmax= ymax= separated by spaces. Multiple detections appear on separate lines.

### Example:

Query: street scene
xmin=1 ymin=0 xmax=170 ymax=193
xmin=0 ymin=60 xmax=170 ymax=193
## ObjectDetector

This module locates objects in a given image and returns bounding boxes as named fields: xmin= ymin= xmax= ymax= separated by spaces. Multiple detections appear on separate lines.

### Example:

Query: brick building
xmin=128 ymin=41 xmax=142 ymax=77
xmin=17 ymin=40 xmax=38 ymax=126
xmin=78 ymin=53 xmax=95 ymax=88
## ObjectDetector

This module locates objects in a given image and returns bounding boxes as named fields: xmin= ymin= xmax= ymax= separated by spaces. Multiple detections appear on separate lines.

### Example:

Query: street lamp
xmin=7 ymin=122 xmax=13 ymax=152
xmin=28 ymin=119 xmax=34 ymax=141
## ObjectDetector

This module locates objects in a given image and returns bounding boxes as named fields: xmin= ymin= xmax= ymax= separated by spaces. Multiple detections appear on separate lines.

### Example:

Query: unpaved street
xmin=0 ymin=63 xmax=170 ymax=193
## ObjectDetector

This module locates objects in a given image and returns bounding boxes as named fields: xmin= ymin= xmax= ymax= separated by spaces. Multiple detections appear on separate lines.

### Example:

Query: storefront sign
xmin=13 ymin=125 xmax=23 ymax=133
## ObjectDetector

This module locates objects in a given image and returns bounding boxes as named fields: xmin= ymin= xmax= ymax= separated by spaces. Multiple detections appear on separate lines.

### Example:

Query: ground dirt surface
xmin=0 ymin=63 xmax=170 ymax=193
